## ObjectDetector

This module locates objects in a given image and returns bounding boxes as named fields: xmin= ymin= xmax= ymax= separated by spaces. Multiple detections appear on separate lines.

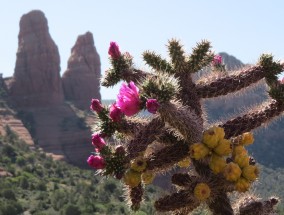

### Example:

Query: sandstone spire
xmin=9 ymin=10 xmax=63 ymax=107
xmin=62 ymin=32 xmax=101 ymax=110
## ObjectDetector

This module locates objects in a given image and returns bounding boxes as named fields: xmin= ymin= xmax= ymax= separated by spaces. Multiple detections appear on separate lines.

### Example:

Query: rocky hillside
xmin=1 ymin=10 xmax=101 ymax=167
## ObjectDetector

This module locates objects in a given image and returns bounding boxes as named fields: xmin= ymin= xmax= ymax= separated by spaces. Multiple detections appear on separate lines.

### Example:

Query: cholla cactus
xmin=87 ymin=40 xmax=284 ymax=214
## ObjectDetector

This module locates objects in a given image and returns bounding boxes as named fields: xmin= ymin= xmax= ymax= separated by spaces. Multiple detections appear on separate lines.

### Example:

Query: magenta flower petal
xmin=87 ymin=155 xmax=105 ymax=169
xmin=116 ymin=81 xmax=140 ymax=116
xmin=212 ymin=55 xmax=222 ymax=66
xmin=146 ymin=99 xmax=160 ymax=114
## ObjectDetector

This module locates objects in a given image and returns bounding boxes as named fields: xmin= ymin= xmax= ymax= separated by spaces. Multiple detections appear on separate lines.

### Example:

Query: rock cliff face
xmin=62 ymin=32 xmax=101 ymax=110
xmin=8 ymin=10 xmax=63 ymax=108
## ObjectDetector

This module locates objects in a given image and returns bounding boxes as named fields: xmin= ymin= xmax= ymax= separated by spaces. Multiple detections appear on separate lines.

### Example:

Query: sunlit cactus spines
xmin=87 ymin=39 xmax=284 ymax=214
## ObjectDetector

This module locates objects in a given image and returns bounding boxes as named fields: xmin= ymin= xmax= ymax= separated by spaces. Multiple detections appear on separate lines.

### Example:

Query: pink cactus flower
xmin=212 ymin=55 xmax=222 ymax=66
xmin=91 ymin=133 xmax=106 ymax=150
xmin=146 ymin=99 xmax=160 ymax=114
xmin=87 ymin=155 xmax=105 ymax=169
xmin=108 ymin=42 xmax=121 ymax=59
xmin=109 ymin=103 xmax=123 ymax=122
xmin=116 ymin=81 xmax=140 ymax=116
xmin=281 ymin=77 xmax=284 ymax=84
xmin=90 ymin=99 xmax=103 ymax=113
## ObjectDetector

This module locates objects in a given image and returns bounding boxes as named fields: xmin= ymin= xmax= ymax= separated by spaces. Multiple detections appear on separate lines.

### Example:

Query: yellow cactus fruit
xmin=141 ymin=171 xmax=155 ymax=185
xmin=194 ymin=183 xmax=211 ymax=201
xmin=234 ymin=153 xmax=250 ymax=168
xmin=123 ymin=169 xmax=141 ymax=188
xmin=235 ymin=177 xmax=250 ymax=192
xmin=232 ymin=145 xmax=247 ymax=157
xmin=190 ymin=143 xmax=210 ymax=160
xmin=130 ymin=156 xmax=147 ymax=172
xmin=213 ymin=139 xmax=232 ymax=156
xmin=202 ymin=127 xmax=219 ymax=148
xmin=242 ymin=165 xmax=259 ymax=181
xmin=214 ymin=126 xmax=225 ymax=140
xmin=223 ymin=162 xmax=242 ymax=182
xmin=177 ymin=157 xmax=191 ymax=168
xmin=240 ymin=132 xmax=254 ymax=146
xmin=209 ymin=154 xmax=226 ymax=174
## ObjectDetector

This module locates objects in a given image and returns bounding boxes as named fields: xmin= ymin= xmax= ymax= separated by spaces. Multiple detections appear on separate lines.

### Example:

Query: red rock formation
xmin=8 ymin=10 xmax=63 ymax=107
xmin=62 ymin=32 xmax=101 ymax=110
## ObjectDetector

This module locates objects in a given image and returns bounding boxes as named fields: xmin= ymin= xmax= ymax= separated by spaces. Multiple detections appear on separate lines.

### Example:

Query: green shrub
xmin=61 ymin=204 xmax=81 ymax=215
xmin=1 ymin=189 xmax=16 ymax=200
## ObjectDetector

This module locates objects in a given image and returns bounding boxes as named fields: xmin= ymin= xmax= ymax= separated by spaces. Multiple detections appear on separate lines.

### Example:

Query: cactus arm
xmin=126 ymin=117 xmax=164 ymax=160
xmin=196 ymin=65 xmax=266 ymax=99
xmin=128 ymin=184 xmax=144 ymax=211
xmin=146 ymin=141 xmax=189 ymax=172
xmin=159 ymin=100 xmax=203 ymax=143
xmin=208 ymin=192 xmax=234 ymax=215
xmin=154 ymin=190 xmax=200 ymax=212
xmin=220 ymin=99 xmax=284 ymax=138
xmin=178 ymin=72 xmax=203 ymax=117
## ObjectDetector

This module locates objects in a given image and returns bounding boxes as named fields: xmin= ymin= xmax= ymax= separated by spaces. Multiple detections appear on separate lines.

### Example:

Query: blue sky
xmin=1 ymin=1 xmax=284 ymax=99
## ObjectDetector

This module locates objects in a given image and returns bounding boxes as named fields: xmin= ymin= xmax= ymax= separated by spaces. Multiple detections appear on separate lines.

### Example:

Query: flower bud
xmin=91 ymin=133 xmax=106 ymax=150
xmin=146 ymin=99 xmax=160 ymax=114
xmin=87 ymin=155 xmax=105 ymax=169
xmin=212 ymin=55 xmax=222 ymax=66
xmin=90 ymin=99 xmax=103 ymax=113
xmin=115 ymin=145 xmax=126 ymax=155
xmin=108 ymin=42 xmax=121 ymax=59
xmin=109 ymin=103 xmax=123 ymax=122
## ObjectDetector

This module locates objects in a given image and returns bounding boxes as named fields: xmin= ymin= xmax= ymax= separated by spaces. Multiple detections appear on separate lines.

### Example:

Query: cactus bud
xmin=142 ymin=171 xmax=155 ymax=185
xmin=223 ymin=162 xmax=242 ymax=182
xmin=213 ymin=139 xmax=232 ymax=156
xmin=240 ymin=132 xmax=254 ymax=146
xmin=130 ymin=157 xmax=147 ymax=172
xmin=235 ymin=177 xmax=250 ymax=192
xmin=194 ymin=183 xmax=211 ymax=201
xmin=190 ymin=143 xmax=210 ymax=160
xmin=177 ymin=157 xmax=191 ymax=168
xmin=209 ymin=154 xmax=226 ymax=174
xmin=242 ymin=165 xmax=259 ymax=181
xmin=234 ymin=153 xmax=250 ymax=168
xmin=123 ymin=169 xmax=141 ymax=188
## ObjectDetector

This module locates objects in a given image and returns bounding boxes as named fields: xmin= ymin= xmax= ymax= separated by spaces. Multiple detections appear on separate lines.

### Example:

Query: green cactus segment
xmin=143 ymin=51 xmax=173 ymax=73
xmin=221 ymin=99 xmax=284 ymax=139
xmin=167 ymin=39 xmax=187 ymax=72
xmin=187 ymin=40 xmax=214 ymax=73
xmin=155 ymin=190 xmax=200 ymax=212
xmin=102 ymin=55 xmax=131 ymax=87
xmin=140 ymin=73 xmax=180 ymax=103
